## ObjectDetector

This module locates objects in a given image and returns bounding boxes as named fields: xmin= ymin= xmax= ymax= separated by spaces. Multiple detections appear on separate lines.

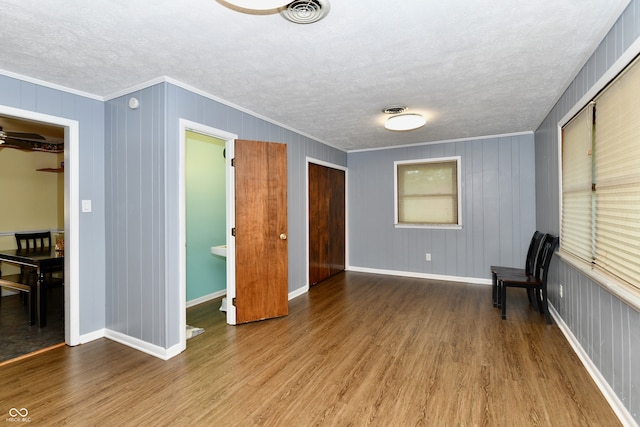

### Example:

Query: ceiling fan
xmin=0 ymin=125 xmax=63 ymax=153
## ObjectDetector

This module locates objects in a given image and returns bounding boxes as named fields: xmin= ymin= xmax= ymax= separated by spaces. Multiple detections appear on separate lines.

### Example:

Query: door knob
xmin=279 ymin=233 xmax=287 ymax=240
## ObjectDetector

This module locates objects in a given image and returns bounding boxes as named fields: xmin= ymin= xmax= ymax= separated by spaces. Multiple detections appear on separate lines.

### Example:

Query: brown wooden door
xmin=309 ymin=163 xmax=345 ymax=286
xmin=234 ymin=139 xmax=288 ymax=323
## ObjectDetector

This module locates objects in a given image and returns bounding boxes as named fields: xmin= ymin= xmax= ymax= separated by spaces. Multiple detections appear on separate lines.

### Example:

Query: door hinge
xmin=231 ymin=158 xmax=235 ymax=167
xmin=231 ymin=227 xmax=236 ymax=237
xmin=232 ymin=297 xmax=237 ymax=307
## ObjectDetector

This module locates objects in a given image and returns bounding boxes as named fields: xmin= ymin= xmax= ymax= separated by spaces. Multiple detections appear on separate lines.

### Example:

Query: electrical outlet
xmin=560 ymin=284 xmax=564 ymax=298
xmin=425 ymin=253 xmax=431 ymax=261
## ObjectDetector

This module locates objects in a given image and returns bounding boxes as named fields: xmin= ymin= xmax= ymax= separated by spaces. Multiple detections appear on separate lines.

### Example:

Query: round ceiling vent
xmin=281 ymin=0 xmax=330 ymax=24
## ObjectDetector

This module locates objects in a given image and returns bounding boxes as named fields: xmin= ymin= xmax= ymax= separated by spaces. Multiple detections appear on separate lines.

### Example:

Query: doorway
xmin=185 ymin=131 xmax=226 ymax=304
xmin=307 ymin=159 xmax=347 ymax=286
xmin=179 ymin=120 xmax=237 ymax=349
xmin=0 ymin=106 xmax=80 ymax=349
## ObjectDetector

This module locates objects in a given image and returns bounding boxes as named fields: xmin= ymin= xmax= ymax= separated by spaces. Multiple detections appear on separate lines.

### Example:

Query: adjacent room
xmin=0 ymin=0 xmax=639 ymax=425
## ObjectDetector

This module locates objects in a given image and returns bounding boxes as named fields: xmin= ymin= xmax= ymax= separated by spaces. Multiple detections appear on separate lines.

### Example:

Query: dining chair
xmin=15 ymin=231 xmax=53 ymax=250
xmin=15 ymin=231 xmax=64 ymax=306
xmin=0 ymin=268 xmax=36 ymax=325
xmin=499 ymin=234 xmax=559 ymax=324
xmin=491 ymin=231 xmax=545 ymax=308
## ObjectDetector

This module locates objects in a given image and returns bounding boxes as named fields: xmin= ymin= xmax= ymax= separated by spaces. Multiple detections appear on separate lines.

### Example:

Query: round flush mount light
xmin=223 ymin=0 xmax=292 ymax=10
xmin=385 ymin=113 xmax=426 ymax=131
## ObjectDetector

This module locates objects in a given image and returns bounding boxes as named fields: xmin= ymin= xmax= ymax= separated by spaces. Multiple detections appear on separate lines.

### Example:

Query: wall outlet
xmin=560 ymin=284 xmax=564 ymax=298
xmin=425 ymin=253 xmax=431 ymax=261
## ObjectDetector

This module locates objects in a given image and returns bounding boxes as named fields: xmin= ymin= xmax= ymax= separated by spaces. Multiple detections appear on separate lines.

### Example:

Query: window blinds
xmin=561 ymin=106 xmax=594 ymax=262
xmin=593 ymin=58 xmax=640 ymax=290
xmin=397 ymin=160 xmax=458 ymax=224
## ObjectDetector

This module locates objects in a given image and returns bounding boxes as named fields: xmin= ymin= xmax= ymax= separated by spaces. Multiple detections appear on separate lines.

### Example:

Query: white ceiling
xmin=0 ymin=0 xmax=630 ymax=151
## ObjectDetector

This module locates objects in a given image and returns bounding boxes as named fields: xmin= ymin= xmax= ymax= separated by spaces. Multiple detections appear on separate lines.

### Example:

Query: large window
xmin=562 ymin=55 xmax=640 ymax=292
xmin=394 ymin=156 xmax=461 ymax=228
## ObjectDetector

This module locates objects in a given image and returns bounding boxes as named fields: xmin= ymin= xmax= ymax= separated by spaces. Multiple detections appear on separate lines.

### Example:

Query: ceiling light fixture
xmin=385 ymin=114 xmax=426 ymax=131
xmin=222 ymin=0 xmax=291 ymax=10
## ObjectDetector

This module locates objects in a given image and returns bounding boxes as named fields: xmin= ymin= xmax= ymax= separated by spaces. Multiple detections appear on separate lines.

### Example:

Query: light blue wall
xmin=348 ymin=134 xmax=536 ymax=280
xmin=0 ymin=75 xmax=106 ymax=335
xmin=105 ymin=82 xmax=347 ymax=348
xmin=186 ymin=131 xmax=226 ymax=301
xmin=534 ymin=0 xmax=640 ymax=422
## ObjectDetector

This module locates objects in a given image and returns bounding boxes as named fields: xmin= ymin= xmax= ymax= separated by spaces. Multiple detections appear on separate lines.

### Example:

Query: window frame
xmin=394 ymin=156 xmax=462 ymax=230
xmin=558 ymin=52 xmax=640 ymax=309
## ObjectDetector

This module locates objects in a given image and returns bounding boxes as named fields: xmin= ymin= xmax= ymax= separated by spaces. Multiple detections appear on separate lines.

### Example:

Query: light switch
xmin=82 ymin=199 xmax=92 ymax=213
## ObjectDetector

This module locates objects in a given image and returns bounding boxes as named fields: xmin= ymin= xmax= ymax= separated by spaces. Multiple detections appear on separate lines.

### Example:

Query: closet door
xmin=309 ymin=163 xmax=345 ymax=286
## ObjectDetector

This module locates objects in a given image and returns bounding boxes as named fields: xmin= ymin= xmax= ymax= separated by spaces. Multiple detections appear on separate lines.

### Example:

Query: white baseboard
xmin=186 ymin=289 xmax=226 ymax=308
xmin=549 ymin=304 xmax=637 ymax=427
xmin=104 ymin=329 xmax=184 ymax=361
xmin=289 ymin=285 xmax=309 ymax=300
xmin=78 ymin=328 xmax=105 ymax=344
xmin=347 ymin=266 xmax=492 ymax=286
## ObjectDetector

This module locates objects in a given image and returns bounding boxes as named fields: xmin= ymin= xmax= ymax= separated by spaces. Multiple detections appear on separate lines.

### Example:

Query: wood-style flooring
xmin=0 ymin=272 xmax=620 ymax=426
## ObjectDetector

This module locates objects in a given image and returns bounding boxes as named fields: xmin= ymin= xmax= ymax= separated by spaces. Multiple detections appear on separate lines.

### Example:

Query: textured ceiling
xmin=0 ymin=0 xmax=630 ymax=151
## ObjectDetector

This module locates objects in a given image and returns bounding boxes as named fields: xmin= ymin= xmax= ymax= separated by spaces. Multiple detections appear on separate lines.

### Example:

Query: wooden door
xmin=234 ymin=139 xmax=288 ymax=323
xmin=309 ymin=163 xmax=345 ymax=286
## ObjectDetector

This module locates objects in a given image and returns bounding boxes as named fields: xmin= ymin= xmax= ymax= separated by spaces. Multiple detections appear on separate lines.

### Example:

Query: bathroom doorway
xmin=185 ymin=131 xmax=226 ymax=305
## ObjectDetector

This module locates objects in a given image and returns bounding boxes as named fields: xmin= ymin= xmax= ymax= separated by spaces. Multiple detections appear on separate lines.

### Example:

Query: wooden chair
xmin=499 ymin=234 xmax=559 ymax=324
xmin=491 ymin=231 xmax=545 ymax=308
xmin=14 ymin=232 xmax=64 ymax=320
xmin=0 ymin=268 xmax=36 ymax=325
xmin=15 ymin=231 xmax=52 ymax=250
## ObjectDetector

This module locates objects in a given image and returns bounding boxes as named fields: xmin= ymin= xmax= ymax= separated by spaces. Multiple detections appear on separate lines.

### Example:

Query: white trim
xmin=559 ymin=32 xmax=640 ymax=131
xmin=557 ymin=251 xmax=640 ymax=313
xmin=104 ymin=76 xmax=345 ymax=153
xmin=186 ymin=289 xmax=226 ymax=309
xmin=0 ymin=105 xmax=80 ymax=347
xmin=556 ymin=34 xmax=640 ymax=313
xmin=394 ymin=156 xmax=462 ymax=228
xmin=347 ymin=266 xmax=492 ymax=286
xmin=179 ymin=119 xmax=238 ymax=344
xmin=305 ymin=157 xmax=349 ymax=287
xmin=105 ymin=329 xmax=182 ymax=361
xmin=348 ymin=131 xmax=533 ymax=153
xmin=548 ymin=303 xmax=637 ymax=427
xmin=78 ymin=328 xmax=106 ymax=344
xmin=288 ymin=285 xmax=309 ymax=301
xmin=0 ymin=69 xmax=103 ymax=101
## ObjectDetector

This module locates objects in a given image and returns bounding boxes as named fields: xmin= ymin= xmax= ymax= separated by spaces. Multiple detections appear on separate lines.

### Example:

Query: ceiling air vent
xmin=281 ymin=0 xmax=330 ymax=24
xmin=382 ymin=106 xmax=408 ymax=115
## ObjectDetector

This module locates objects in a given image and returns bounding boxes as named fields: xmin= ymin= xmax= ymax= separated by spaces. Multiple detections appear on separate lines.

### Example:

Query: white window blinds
xmin=561 ymin=106 xmax=594 ymax=263
xmin=396 ymin=158 xmax=460 ymax=225
xmin=593 ymin=58 xmax=640 ymax=290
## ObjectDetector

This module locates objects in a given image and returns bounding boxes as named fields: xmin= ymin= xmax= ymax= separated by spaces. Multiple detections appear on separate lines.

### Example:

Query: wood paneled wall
xmin=348 ymin=134 xmax=536 ymax=281
xmin=0 ymin=74 xmax=106 ymax=336
xmin=105 ymin=82 xmax=347 ymax=348
xmin=534 ymin=0 xmax=640 ymax=422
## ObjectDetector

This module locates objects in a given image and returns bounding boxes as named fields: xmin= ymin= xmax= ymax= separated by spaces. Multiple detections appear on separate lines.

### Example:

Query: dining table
xmin=0 ymin=247 xmax=64 ymax=327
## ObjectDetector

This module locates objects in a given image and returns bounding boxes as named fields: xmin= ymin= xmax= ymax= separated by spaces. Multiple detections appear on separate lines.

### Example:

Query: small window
xmin=394 ymin=156 xmax=461 ymax=228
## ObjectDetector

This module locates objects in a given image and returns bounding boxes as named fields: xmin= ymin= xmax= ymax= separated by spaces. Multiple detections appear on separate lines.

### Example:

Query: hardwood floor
xmin=0 ymin=272 xmax=620 ymax=426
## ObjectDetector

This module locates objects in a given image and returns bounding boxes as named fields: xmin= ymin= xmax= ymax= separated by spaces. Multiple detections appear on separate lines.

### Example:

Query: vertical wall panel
xmin=534 ymin=1 xmax=640 ymax=423
xmin=112 ymin=83 xmax=347 ymax=348
xmin=348 ymin=134 xmax=535 ymax=280
xmin=0 ymin=74 xmax=106 ymax=336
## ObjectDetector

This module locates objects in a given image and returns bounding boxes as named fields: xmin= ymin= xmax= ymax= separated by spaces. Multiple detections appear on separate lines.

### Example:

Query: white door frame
xmin=0 ymin=105 xmax=80 ymax=346
xmin=178 ymin=119 xmax=237 ymax=350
